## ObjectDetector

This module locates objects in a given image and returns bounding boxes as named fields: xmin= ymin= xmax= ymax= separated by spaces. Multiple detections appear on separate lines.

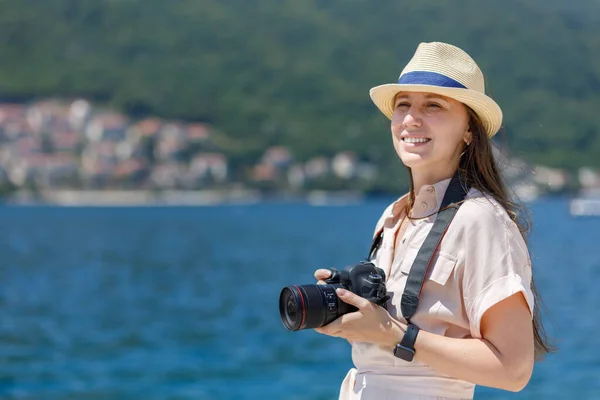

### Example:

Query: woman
xmin=314 ymin=42 xmax=553 ymax=399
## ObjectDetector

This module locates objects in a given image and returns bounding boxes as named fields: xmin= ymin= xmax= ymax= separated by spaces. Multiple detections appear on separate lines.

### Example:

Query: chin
xmin=399 ymin=154 xmax=428 ymax=169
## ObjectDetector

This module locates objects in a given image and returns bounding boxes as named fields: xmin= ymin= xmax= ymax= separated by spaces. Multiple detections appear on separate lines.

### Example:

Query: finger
xmin=336 ymin=288 xmax=370 ymax=310
xmin=315 ymin=326 xmax=341 ymax=337
xmin=314 ymin=269 xmax=332 ymax=281
xmin=315 ymin=317 xmax=341 ymax=335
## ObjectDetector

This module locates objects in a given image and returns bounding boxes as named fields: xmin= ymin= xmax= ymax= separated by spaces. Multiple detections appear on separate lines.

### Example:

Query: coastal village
xmin=0 ymin=98 xmax=594 ymax=205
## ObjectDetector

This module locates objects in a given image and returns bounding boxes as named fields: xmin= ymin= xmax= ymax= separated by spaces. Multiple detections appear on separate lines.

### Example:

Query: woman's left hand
xmin=314 ymin=288 xmax=406 ymax=348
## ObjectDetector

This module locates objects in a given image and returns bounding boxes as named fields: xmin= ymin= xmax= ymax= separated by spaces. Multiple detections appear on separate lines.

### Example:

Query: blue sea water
xmin=0 ymin=197 xmax=598 ymax=399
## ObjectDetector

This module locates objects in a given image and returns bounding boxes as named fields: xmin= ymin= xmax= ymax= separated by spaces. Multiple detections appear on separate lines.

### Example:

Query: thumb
xmin=336 ymin=288 xmax=369 ymax=310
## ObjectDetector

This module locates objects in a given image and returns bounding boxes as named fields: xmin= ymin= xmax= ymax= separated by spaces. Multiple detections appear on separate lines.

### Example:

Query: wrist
xmin=383 ymin=321 xmax=406 ymax=349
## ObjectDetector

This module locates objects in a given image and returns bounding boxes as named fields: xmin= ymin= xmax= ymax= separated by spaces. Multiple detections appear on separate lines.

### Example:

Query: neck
xmin=410 ymin=164 xmax=458 ymax=195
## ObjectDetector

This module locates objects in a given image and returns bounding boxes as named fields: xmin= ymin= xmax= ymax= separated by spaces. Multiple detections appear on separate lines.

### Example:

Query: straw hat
xmin=369 ymin=42 xmax=503 ymax=137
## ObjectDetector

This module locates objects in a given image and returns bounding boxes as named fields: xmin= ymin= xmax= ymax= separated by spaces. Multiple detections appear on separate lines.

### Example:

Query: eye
xmin=426 ymin=102 xmax=442 ymax=109
xmin=395 ymin=102 xmax=410 ymax=109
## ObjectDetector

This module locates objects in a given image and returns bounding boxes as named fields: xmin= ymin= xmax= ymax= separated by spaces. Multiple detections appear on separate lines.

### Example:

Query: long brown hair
xmin=406 ymin=107 xmax=554 ymax=359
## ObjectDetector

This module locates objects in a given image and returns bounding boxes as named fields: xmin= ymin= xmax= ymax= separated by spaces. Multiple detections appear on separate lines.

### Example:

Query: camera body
xmin=325 ymin=261 xmax=389 ymax=305
xmin=279 ymin=261 xmax=389 ymax=331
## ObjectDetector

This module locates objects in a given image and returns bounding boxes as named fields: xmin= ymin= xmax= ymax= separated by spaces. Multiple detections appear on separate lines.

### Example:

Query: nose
xmin=402 ymin=108 xmax=421 ymax=127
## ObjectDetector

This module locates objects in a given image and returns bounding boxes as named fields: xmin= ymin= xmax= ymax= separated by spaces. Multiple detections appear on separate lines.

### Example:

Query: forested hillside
xmin=1 ymin=0 xmax=599 ymax=175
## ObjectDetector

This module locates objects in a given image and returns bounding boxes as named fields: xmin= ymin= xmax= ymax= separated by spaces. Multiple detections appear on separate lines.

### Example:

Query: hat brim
xmin=369 ymin=84 xmax=503 ymax=137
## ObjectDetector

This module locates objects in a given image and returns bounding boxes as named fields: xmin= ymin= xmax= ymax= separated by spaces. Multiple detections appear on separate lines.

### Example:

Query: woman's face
xmin=391 ymin=91 xmax=471 ymax=174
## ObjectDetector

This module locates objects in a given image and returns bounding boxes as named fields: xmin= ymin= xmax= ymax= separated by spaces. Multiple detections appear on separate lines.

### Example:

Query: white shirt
xmin=340 ymin=178 xmax=534 ymax=399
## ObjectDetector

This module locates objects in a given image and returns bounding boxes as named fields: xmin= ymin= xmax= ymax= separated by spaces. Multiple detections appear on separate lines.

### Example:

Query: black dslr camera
xmin=278 ymin=261 xmax=389 ymax=331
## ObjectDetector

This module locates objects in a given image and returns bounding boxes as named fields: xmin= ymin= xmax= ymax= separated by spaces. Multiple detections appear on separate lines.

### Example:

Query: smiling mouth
xmin=402 ymin=137 xmax=431 ymax=143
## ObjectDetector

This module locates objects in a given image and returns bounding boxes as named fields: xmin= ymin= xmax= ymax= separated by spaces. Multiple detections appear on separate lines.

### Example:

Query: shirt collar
xmin=387 ymin=177 xmax=453 ymax=220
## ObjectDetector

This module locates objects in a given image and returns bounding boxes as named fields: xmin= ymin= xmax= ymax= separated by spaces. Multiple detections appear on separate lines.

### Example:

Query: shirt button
xmin=421 ymin=201 xmax=428 ymax=209
xmin=427 ymin=186 xmax=434 ymax=193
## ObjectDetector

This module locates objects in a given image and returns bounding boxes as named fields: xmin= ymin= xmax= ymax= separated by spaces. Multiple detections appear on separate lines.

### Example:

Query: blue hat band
xmin=398 ymin=71 xmax=466 ymax=89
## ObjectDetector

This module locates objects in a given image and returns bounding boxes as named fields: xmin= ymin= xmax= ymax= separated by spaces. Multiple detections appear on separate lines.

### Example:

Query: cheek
xmin=432 ymin=127 xmax=465 ymax=157
xmin=391 ymin=111 xmax=405 ymax=127
xmin=390 ymin=133 xmax=406 ymax=160
xmin=390 ymin=118 xmax=403 ymax=144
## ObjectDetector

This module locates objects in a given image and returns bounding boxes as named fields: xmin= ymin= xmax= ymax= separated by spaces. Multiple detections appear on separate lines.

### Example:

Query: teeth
xmin=403 ymin=137 xmax=430 ymax=143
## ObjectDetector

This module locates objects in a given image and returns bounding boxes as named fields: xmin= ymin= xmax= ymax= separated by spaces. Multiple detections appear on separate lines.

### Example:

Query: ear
xmin=464 ymin=128 xmax=473 ymax=145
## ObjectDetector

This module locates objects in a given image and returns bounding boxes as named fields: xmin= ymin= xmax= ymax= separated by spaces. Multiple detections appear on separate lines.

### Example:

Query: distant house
xmin=161 ymin=122 xmax=187 ymax=139
xmin=578 ymin=167 xmax=600 ymax=189
xmin=287 ymin=164 xmax=305 ymax=188
xmin=261 ymin=146 xmax=293 ymax=168
xmin=8 ymin=154 xmax=79 ymax=188
xmin=85 ymin=112 xmax=129 ymax=142
xmin=115 ymin=136 xmax=147 ymax=161
xmin=68 ymin=99 xmax=92 ymax=130
xmin=25 ymin=104 xmax=49 ymax=134
xmin=155 ymin=136 xmax=186 ymax=162
xmin=79 ymin=161 xmax=116 ymax=189
xmin=27 ymin=100 xmax=73 ymax=135
xmin=0 ymin=104 xmax=28 ymax=136
xmin=187 ymin=123 xmax=211 ymax=143
xmin=114 ymin=159 xmax=148 ymax=185
xmin=133 ymin=118 xmax=163 ymax=139
xmin=331 ymin=151 xmax=357 ymax=179
xmin=304 ymin=156 xmax=329 ymax=179
xmin=51 ymin=131 xmax=81 ymax=153
xmin=0 ymin=119 xmax=31 ymax=142
xmin=7 ymin=160 xmax=35 ymax=187
xmin=251 ymin=146 xmax=294 ymax=184
xmin=82 ymin=141 xmax=119 ymax=166
xmin=251 ymin=163 xmax=279 ymax=182
xmin=154 ymin=123 xmax=188 ymax=162
xmin=185 ymin=153 xmax=228 ymax=186
xmin=16 ymin=136 xmax=43 ymax=156
xmin=79 ymin=141 xmax=121 ymax=188
xmin=36 ymin=154 xmax=80 ymax=188
xmin=150 ymin=163 xmax=185 ymax=189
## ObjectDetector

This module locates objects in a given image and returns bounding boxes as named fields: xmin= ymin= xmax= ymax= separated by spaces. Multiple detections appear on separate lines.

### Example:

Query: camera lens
xmin=286 ymin=297 xmax=297 ymax=319
xmin=279 ymin=284 xmax=355 ymax=331
xmin=279 ymin=286 xmax=304 ymax=331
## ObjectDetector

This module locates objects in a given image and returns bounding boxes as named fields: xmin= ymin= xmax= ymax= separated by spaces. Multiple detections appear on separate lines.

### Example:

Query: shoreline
xmin=1 ymin=189 xmax=369 ymax=207
xmin=0 ymin=187 xmax=576 ymax=207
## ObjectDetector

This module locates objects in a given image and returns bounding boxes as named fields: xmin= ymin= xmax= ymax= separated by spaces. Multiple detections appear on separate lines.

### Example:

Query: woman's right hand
xmin=314 ymin=269 xmax=332 ymax=284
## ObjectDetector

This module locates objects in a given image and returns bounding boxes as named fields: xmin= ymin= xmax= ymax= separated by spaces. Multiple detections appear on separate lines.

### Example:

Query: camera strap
xmin=368 ymin=173 xmax=469 ymax=322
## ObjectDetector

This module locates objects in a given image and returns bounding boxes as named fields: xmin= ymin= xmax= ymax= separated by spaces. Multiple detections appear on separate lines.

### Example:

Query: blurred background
xmin=0 ymin=0 xmax=599 ymax=399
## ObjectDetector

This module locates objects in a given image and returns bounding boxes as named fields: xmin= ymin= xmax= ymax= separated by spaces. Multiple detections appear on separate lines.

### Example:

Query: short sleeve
xmin=460 ymin=199 xmax=535 ymax=338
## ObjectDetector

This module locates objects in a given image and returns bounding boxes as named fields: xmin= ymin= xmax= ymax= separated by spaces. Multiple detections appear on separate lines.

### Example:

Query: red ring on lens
xmin=293 ymin=285 xmax=307 ymax=329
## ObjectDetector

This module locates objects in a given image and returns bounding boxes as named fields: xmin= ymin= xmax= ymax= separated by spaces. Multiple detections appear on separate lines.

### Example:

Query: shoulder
xmin=455 ymin=188 xmax=516 ymax=232
xmin=452 ymin=188 xmax=527 ymax=248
